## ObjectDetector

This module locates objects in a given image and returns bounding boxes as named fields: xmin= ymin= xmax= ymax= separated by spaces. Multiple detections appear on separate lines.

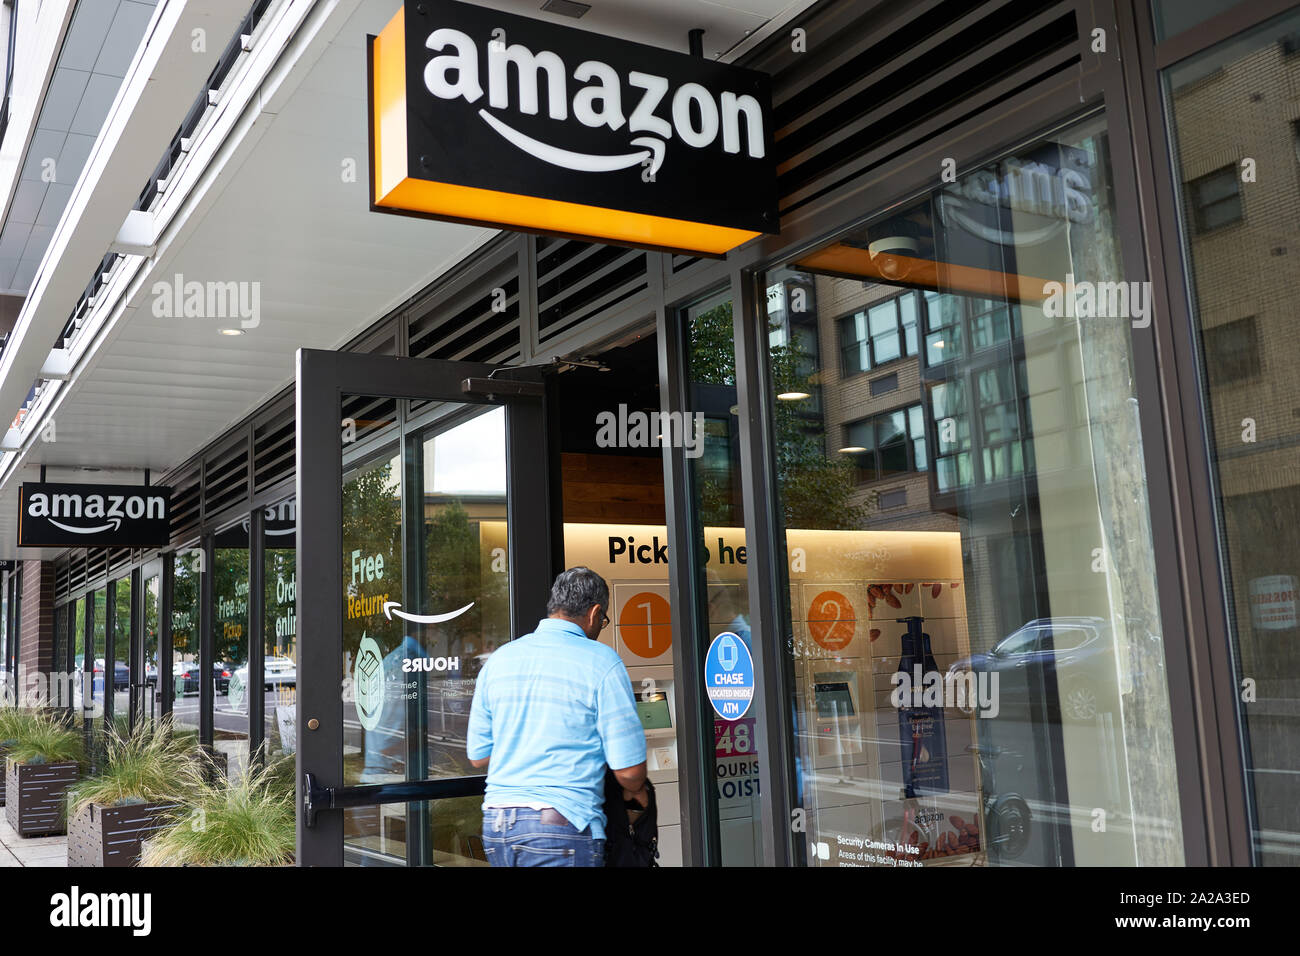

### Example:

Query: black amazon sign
xmin=369 ymin=0 xmax=777 ymax=255
xmin=18 ymin=483 xmax=171 ymax=548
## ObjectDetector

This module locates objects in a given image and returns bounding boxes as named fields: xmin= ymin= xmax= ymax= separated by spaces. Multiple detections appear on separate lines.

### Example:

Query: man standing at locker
xmin=467 ymin=566 xmax=648 ymax=866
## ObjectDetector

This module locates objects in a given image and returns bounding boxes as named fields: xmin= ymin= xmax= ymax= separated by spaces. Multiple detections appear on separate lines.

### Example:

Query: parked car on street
xmin=173 ymin=661 xmax=233 ymax=696
xmin=71 ymin=658 xmax=129 ymax=695
xmin=231 ymin=656 xmax=296 ymax=692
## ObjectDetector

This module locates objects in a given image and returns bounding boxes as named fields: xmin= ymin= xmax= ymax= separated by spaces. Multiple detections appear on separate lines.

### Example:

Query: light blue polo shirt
xmin=466 ymin=618 xmax=646 ymax=840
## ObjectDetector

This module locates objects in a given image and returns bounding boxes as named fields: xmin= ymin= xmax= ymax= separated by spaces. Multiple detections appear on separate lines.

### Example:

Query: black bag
xmin=602 ymin=769 xmax=659 ymax=867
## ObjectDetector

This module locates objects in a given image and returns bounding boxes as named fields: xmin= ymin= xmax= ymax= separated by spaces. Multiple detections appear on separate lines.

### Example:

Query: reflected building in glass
xmin=763 ymin=117 xmax=1182 ymax=866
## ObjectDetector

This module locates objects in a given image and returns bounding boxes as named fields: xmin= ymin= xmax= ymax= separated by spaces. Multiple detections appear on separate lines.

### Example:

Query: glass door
xmin=296 ymin=350 xmax=555 ymax=866
xmin=109 ymin=575 xmax=132 ymax=736
xmin=132 ymin=560 xmax=163 ymax=730
xmin=213 ymin=520 xmax=251 ymax=781
xmin=262 ymin=499 xmax=297 ymax=763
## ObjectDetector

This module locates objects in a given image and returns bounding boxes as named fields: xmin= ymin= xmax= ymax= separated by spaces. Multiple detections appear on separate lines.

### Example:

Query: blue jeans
xmin=482 ymin=808 xmax=605 ymax=867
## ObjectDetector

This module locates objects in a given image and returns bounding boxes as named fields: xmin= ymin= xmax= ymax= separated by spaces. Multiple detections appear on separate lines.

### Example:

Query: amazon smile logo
xmin=422 ymin=27 xmax=767 ymax=180
xmin=383 ymin=600 xmax=474 ymax=625
xmin=24 ymin=491 xmax=166 ymax=534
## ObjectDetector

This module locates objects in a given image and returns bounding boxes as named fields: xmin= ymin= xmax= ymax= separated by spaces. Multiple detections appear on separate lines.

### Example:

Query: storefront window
xmin=1164 ymin=9 xmax=1300 ymax=864
xmin=53 ymin=603 xmax=68 ymax=709
xmin=87 ymin=589 xmax=106 ymax=747
xmin=766 ymin=114 xmax=1184 ymax=867
xmin=171 ymin=547 xmax=202 ymax=745
xmin=0 ymin=575 xmax=8 ymax=693
xmin=264 ymin=499 xmax=296 ymax=761
xmin=9 ymin=570 xmax=18 ymax=679
xmin=74 ymin=598 xmax=86 ymax=712
xmin=1152 ymin=0 xmax=1252 ymax=43
xmin=142 ymin=572 xmax=160 ymax=727
xmin=111 ymin=576 xmax=132 ymax=733
xmin=684 ymin=291 xmax=764 ymax=866
xmin=214 ymin=524 xmax=250 ymax=780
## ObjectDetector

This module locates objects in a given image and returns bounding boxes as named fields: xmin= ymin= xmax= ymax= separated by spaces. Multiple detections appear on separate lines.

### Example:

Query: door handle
xmin=302 ymin=772 xmax=486 ymax=828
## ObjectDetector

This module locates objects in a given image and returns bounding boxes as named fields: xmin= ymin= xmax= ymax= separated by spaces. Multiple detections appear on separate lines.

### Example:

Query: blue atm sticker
xmin=705 ymin=631 xmax=755 ymax=721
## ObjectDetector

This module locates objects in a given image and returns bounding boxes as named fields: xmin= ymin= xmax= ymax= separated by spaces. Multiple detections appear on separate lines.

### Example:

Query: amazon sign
xmin=368 ymin=0 xmax=777 ymax=255
xmin=18 ymin=482 xmax=171 ymax=548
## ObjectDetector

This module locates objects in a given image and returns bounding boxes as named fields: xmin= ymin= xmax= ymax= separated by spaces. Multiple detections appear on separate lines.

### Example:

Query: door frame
xmin=294 ymin=348 xmax=555 ymax=866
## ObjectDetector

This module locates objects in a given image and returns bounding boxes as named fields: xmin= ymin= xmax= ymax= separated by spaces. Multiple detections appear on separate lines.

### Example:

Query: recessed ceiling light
xmin=218 ymin=328 xmax=245 ymax=336
xmin=934 ymin=340 xmax=945 ymax=349
xmin=838 ymin=446 xmax=867 ymax=454
xmin=777 ymin=391 xmax=811 ymax=401
xmin=541 ymin=0 xmax=591 ymax=18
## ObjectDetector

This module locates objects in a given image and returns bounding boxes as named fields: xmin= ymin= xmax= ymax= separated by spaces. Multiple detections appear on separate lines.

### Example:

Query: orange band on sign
xmin=368 ymin=9 xmax=761 ymax=256
xmin=808 ymin=590 xmax=856 ymax=651
xmin=618 ymin=592 xmax=672 ymax=659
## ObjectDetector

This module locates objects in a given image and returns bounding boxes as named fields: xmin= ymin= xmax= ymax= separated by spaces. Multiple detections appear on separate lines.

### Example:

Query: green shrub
xmin=67 ymin=719 xmax=204 ymax=818
xmin=261 ymin=749 xmax=295 ymax=798
xmin=6 ymin=712 xmax=84 ymax=767
xmin=141 ymin=758 xmax=295 ymax=867
xmin=0 ymin=708 xmax=40 ymax=748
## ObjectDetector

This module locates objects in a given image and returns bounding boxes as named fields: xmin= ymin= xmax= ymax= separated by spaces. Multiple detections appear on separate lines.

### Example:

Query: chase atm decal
xmin=18 ymin=483 xmax=171 ymax=548
xmin=705 ymin=631 xmax=755 ymax=721
xmin=368 ymin=0 xmax=777 ymax=255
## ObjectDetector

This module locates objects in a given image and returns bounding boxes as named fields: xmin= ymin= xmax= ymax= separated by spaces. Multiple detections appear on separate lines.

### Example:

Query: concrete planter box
xmin=4 ymin=759 xmax=79 ymax=837
xmin=67 ymin=800 xmax=180 ymax=867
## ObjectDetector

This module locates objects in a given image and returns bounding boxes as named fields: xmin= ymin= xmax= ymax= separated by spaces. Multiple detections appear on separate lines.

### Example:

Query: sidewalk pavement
xmin=0 ymin=814 xmax=66 ymax=866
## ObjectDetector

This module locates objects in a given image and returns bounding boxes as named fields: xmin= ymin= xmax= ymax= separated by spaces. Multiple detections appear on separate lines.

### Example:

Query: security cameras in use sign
xmin=368 ymin=0 xmax=778 ymax=255
xmin=17 ymin=482 xmax=172 ymax=548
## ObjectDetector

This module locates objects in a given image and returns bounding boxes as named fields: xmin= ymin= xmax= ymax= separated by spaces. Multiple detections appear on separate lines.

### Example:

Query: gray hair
xmin=547 ymin=567 xmax=609 ymax=618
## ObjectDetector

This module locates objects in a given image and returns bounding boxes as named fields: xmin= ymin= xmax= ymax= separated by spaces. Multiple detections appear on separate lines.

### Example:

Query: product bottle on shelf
xmin=896 ymin=615 xmax=950 ymax=797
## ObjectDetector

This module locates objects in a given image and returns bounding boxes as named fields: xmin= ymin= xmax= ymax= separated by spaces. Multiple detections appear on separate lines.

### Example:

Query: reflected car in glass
xmin=71 ymin=658 xmax=129 ymax=694
xmin=173 ymin=661 xmax=233 ymax=696
xmin=231 ymin=656 xmax=297 ymax=692
xmin=947 ymin=617 xmax=1125 ymax=723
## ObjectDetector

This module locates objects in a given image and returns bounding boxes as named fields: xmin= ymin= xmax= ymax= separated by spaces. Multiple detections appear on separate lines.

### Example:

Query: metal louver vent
xmin=107 ymin=548 xmax=131 ymax=577
xmin=536 ymin=239 xmax=647 ymax=343
xmin=761 ymin=0 xmax=1080 ymax=216
xmin=340 ymin=393 xmax=398 ymax=446
xmin=671 ymin=254 xmax=702 ymax=275
xmin=86 ymin=550 xmax=107 ymax=583
xmin=410 ymin=271 xmax=521 ymax=366
xmin=67 ymin=553 xmax=87 ymax=596
xmin=204 ymin=442 xmax=249 ymax=518
xmin=254 ymin=409 xmax=295 ymax=494
xmin=169 ymin=473 xmax=202 ymax=544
